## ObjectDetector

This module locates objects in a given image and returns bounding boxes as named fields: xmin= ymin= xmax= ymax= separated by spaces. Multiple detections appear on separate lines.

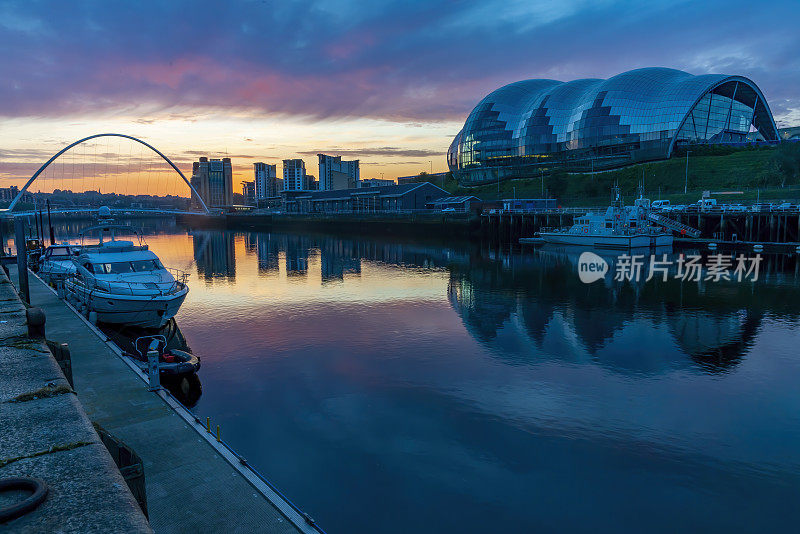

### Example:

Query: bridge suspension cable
xmin=8 ymin=133 xmax=210 ymax=214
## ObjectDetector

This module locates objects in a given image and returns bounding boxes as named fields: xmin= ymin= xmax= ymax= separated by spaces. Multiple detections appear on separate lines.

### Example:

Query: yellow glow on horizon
xmin=0 ymin=113 xmax=459 ymax=196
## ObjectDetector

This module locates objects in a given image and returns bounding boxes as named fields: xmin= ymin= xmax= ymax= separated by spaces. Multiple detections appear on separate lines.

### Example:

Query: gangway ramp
xmin=648 ymin=212 xmax=701 ymax=237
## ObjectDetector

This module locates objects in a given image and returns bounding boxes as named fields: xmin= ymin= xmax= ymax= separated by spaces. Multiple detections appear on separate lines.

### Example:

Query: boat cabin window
xmin=605 ymin=222 xmax=613 ymax=228
xmin=91 ymin=260 xmax=163 ymax=274
xmin=47 ymin=247 xmax=70 ymax=257
xmin=93 ymin=262 xmax=132 ymax=274
xmin=130 ymin=260 xmax=162 ymax=272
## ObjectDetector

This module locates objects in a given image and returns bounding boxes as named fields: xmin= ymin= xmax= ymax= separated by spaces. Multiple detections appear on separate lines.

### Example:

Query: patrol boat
xmin=539 ymin=186 xmax=674 ymax=249
xmin=63 ymin=208 xmax=189 ymax=328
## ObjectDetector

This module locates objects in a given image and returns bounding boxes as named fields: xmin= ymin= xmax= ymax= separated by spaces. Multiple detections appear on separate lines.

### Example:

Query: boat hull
xmin=64 ymin=281 xmax=188 ymax=329
xmin=540 ymin=232 xmax=673 ymax=249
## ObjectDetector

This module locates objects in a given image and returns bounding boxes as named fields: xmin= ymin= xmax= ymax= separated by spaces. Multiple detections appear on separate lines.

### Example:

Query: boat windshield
xmin=48 ymin=248 xmax=70 ymax=256
xmin=130 ymin=260 xmax=163 ymax=272
xmin=90 ymin=259 xmax=163 ymax=274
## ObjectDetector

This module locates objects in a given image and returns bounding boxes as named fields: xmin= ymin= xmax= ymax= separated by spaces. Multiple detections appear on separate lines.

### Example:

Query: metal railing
xmin=484 ymin=207 xmax=589 ymax=215
xmin=67 ymin=269 xmax=188 ymax=297
xmin=647 ymin=213 xmax=702 ymax=237
xmin=165 ymin=267 xmax=189 ymax=287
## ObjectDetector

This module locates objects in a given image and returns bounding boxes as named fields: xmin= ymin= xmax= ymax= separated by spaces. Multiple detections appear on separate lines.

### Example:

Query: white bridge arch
xmin=8 ymin=133 xmax=210 ymax=214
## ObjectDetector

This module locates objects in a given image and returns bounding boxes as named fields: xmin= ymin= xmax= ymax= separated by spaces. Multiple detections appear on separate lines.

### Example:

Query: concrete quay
xmin=5 ymin=265 xmax=319 ymax=534
xmin=0 ymin=268 xmax=151 ymax=533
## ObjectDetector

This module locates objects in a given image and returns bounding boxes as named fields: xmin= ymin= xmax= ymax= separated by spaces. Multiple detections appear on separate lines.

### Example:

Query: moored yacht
xmin=62 ymin=209 xmax=189 ymax=328
xmin=38 ymin=243 xmax=79 ymax=283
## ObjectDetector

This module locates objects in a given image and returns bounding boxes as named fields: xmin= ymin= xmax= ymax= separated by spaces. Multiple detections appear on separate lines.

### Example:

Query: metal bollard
xmin=146 ymin=349 xmax=160 ymax=391
xmin=26 ymin=307 xmax=46 ymax=339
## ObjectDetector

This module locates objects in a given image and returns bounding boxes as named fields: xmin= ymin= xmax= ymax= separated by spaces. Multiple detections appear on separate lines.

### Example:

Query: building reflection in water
xmin=444 ymin=244 xmax=800 ymax=375
xmin=191 ymin=230 xmax=236 ymax=282
xmin=320 ymin=238 xmax=361 ymax=283
xmin=255 ymin=233 xmax=280 ymax=273
xmin=284 ymin=234 xmax=310 ymax=277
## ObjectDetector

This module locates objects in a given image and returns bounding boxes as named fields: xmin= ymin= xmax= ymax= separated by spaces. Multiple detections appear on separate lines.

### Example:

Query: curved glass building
xmin=448 ymin=68 xmax=779 ymax=185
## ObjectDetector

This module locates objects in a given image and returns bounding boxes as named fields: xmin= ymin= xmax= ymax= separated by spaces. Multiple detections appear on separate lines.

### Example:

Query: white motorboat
xmin=62 ymin=210 xmax=189 ymax=328
xmin=539 ymin=186 xmax=674 ymax=249
xmin=38 ymin=243 xmax=79 ymax=283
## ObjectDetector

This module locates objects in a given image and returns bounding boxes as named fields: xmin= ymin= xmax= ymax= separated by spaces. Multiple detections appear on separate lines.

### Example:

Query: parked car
xmin=651 ymin=200 xmax=670 ymax=210
xmin=723 ymin=203 xmax=747 ymax=213
xmin=750 ymin=203 xmax=773 ymax=212
xmin=699 ymin=198 xmax=718 ymax=212
xmin=441 ymin=207 xmax=456 ymax=213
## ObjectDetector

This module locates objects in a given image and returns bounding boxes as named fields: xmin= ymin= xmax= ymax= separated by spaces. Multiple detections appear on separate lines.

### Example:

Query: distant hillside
xmin=412 ymin=143 xmax=800 ymax=206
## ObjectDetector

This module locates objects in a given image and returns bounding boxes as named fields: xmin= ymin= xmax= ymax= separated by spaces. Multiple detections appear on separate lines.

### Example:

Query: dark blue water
xmin=128 ymin=228 xmax=800 ymax=532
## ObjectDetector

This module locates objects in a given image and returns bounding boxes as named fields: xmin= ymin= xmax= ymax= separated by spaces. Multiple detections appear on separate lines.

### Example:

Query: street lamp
xmin=684 ymin=150 xmax=691 ymax=194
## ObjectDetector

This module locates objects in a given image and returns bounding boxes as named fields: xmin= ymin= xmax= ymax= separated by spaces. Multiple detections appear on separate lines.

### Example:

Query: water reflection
xmin=171 ymin=231 xmax=800 ymax=533
xmin=191 ymin=230 xmax=236 ymax=282
xmin=183 ymin=229 xmax=797 ymax=377
xmin=29 ymin=222 xmax=800 ymax=533
xmin=446 ymin=244 xmax=781 ymax=375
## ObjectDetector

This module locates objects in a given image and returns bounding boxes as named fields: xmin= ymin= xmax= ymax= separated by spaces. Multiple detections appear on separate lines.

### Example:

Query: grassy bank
xmin=417 ymin=144 xmax=800 ymax=207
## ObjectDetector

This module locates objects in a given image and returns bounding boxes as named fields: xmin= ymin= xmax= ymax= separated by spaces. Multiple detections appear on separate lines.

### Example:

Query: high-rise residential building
xmin=241 ymin=180 xmax=255 ymax=205
xmin=318 ymin=154 xmax=360 ymax=191
xmin=253 ymin=162 xmax=279 ymax=199
xmin=0 ymin=186 xmax=19 ymax=201
xmin=191 ymin=157 xmax=233 ymax=207
xmin=305 ymin=174 xmax=318 ymax=191
xmin=283 ymin=159 xmax=307 ymax=191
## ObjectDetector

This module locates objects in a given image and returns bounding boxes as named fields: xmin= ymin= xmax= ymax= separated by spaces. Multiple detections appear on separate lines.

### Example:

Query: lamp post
xmin=684 ymin=150 xmax=691 ymax=195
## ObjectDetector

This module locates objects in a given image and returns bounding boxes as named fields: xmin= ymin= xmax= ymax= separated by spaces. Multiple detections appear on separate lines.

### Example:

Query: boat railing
xmin=67 ymin=272 xmax=188 ymax=297
xmin=166 ymin=267 xmax=190 ymax=287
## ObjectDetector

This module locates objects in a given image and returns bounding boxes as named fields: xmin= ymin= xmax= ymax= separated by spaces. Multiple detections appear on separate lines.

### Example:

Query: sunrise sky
xmin=1 ymin=0 xmax=798 ymax=196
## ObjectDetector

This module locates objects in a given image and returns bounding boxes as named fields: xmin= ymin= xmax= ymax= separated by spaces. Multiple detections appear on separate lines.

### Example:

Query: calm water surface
xmin=72 ymin=223 xmax=800 ymax=532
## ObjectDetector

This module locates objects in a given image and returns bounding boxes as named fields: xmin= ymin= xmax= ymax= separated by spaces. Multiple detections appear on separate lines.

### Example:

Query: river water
xmin=51 ymin=222 xmax=800 ymax=533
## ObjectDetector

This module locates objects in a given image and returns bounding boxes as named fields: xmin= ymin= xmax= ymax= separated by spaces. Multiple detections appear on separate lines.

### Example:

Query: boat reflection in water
xmin=99 ymin=318 xmax=203 ymax=407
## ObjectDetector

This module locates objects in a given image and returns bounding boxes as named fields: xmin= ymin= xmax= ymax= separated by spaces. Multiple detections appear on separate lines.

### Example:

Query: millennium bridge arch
xmin=8 ymin=133 xmax=210 ymax=214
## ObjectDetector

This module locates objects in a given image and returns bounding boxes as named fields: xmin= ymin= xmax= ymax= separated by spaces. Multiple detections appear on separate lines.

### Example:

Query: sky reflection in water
xmin=93 ymin=224 xmax=800 ymax=534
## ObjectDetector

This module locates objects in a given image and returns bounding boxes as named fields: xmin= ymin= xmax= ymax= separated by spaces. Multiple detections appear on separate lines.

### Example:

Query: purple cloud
xmin=0 ymin=0 xmax=798 ymax=123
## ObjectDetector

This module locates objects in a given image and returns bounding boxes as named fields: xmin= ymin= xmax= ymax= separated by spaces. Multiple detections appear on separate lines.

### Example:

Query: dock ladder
xmin=647 ymin=213 xmax=702 ymax=237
